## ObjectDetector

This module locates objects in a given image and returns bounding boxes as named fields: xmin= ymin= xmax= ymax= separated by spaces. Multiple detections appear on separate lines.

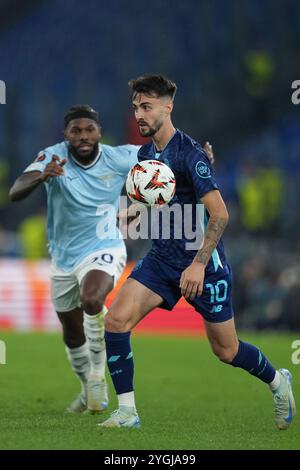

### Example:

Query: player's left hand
xmin=179 ymin=261 xmax=205 ymax=300
xmin=203 ymin=141 xmax=215 ymax=166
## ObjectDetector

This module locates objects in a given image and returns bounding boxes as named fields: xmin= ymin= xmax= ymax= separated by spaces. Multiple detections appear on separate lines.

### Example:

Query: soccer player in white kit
xmin=9 ymin=105 xmax=139 ymax=413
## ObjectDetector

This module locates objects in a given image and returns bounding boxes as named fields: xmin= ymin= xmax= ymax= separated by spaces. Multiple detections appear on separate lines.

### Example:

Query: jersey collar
xmin=151 ymin=129 xmax=179 ymax=158
xmin=69 ymin=144 xmax=102 ymax=169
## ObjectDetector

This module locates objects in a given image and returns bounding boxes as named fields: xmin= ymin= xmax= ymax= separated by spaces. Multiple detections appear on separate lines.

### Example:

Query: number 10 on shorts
xmin=205 ymin=280 xmax=228 ymax=304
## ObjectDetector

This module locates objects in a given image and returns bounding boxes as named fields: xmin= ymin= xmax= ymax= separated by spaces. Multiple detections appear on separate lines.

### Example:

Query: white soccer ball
xmin=126 ymin=160 xmax=176 ymax=207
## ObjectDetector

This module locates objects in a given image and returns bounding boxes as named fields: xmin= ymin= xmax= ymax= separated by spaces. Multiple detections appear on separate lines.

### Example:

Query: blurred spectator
xmin=230 ymin=233 xmax=300 ymax=331
xmin=237 ymin=162 xmax=284 ymax=233
xmin=243 ymin=43 xmax=275 ymax=127
xmin=244 ymin=46 xmax=275 ymax=97
xmin=18 ymin=213 xmax=47 ymax=259
xmin=279 ymin=265 xmax=300 ymax=330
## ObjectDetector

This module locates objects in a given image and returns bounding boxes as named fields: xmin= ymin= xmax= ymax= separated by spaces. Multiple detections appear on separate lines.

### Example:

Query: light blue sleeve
xmin=23 ymin=142 xmax=68 ymax=174
xmin=125 ymin=144 xmax=140 ymax=171
xmin=23 ymin=149 xmax=53 ymax=173
xmin=114 ymin=144 xmax=140 ymax=174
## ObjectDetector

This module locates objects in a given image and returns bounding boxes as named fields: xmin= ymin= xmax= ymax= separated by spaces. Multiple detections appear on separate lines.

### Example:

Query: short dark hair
xmin=128 ymin=74 xmax=177 ymax=100
xmin=64 ymin=104 xmax=100 ymax=129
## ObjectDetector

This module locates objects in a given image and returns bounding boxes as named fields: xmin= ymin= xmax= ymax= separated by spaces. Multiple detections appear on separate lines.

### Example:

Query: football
xmin=126 ymin=160 xmax=176 ymax=206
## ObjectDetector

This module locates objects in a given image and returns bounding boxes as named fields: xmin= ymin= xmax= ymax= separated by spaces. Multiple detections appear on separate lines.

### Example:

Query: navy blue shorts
xmin=129 ymin=254 xmax=234 ymax=323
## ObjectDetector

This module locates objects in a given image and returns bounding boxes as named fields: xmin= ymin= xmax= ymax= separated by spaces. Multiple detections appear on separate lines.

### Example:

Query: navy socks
xmin=230 ymin=340 xmax=276 ymax=384
xmin=105 ymin=331 xmax=134 ymax=394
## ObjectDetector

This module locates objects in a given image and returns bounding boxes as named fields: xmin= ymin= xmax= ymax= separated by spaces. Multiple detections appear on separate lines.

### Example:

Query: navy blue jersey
xmin=137 ymin=129 xmax=227 ymax=274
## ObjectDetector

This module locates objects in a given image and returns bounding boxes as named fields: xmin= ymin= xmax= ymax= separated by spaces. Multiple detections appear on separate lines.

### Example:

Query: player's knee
xmin=104 ymin=311 xmax=132 ymax=333
xmin=81 ymin=293 xmax=105 ymax=315
xmin=212 ymin=345 xmax=237 ymax=364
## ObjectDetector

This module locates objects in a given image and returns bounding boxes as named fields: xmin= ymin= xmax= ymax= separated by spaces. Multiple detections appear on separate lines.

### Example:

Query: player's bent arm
xmin=194 ymin=190 xmax=229 ymax=266
xmin=9 ymin=155 xmax=66 ymax=202
xmin=9 ymin=171 xmax=46 ymax=202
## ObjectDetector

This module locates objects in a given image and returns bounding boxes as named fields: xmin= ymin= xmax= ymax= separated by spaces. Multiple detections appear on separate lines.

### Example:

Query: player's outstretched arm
xmin=9 ymin=155 xmax=67 ymax=202
xmin=9 ymin=171 xmax=46 ymax=202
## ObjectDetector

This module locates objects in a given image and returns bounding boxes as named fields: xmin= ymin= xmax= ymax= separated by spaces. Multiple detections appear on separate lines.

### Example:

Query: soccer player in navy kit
xmin=100 ymin=75 xmax=296 ymax=429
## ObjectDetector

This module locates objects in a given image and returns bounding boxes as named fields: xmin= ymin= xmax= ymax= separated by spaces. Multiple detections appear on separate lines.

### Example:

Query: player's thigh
xmin=76 ymin=247 xmax=126 ymax=289
xmin=77 ymin=247 xmax=126 ymax=301
xmin=50 ymin=268 xmax=81 ymax=313
xmin=106 ymin=278 xmax=164 ymax=331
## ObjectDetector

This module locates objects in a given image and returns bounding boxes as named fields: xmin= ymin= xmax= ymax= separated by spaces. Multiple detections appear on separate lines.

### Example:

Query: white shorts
xmin=50 ymin=246 xmax=127 ymax=313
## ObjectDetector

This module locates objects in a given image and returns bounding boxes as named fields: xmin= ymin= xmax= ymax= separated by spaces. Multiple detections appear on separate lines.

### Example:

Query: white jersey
xmin=24 ymin=141 xmax=139 ymax=271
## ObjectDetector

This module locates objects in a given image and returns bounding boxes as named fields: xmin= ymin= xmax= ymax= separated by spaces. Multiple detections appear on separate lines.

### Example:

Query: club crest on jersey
xmin=99 ymin=174 xmax=115 ymax=187
xmin=195 ymin=161 xmax=211 ymax=178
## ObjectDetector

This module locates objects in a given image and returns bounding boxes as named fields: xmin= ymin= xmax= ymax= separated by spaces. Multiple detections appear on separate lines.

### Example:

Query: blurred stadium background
xmin=1 ymin=0 xmax=300 ymax=452
xmin=0 ymin=0 xmax=300 ymax=333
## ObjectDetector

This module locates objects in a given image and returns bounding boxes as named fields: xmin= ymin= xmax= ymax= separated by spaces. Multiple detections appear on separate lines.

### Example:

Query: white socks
xmin=65 ymin=343 xmax=90 ymax=395
xmin=118 ymin=391 xmax=136 ymax=409
xmin=83 ymin=306 xmax=107 ymax=379
xmin=269 ymin=370 xmax=281 ymax=392
xmin=66 ymin=306 xmax=108 ymax=397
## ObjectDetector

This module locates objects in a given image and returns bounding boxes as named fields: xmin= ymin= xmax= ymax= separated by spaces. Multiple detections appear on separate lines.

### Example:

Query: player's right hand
xmin=41 ymin=155 xmax=67 ymax=181
xmin=203 ymin=141 xmax=215 ymax=166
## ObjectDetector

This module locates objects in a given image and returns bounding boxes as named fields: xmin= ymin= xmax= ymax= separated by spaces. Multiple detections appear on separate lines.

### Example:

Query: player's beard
xmin=69 ymin=142 xmax=99 ymax=163
xmin=138 ymin=118 xmax=164 ymax=137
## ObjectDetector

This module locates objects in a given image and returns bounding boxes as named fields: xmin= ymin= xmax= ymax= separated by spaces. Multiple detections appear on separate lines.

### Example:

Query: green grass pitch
xmin=0 ymin=331 xmax=299 ymax=450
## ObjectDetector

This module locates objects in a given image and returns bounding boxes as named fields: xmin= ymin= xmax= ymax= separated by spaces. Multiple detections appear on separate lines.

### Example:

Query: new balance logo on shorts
xmin=210 ymin=305 xmax=223 ymax=313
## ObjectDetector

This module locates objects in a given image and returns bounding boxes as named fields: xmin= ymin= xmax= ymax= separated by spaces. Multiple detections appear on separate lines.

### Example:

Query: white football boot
xmin=273 ymin=368 xmax=296 ymax=430
xmin=97 ymin=405 xmax=140 ymax=428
